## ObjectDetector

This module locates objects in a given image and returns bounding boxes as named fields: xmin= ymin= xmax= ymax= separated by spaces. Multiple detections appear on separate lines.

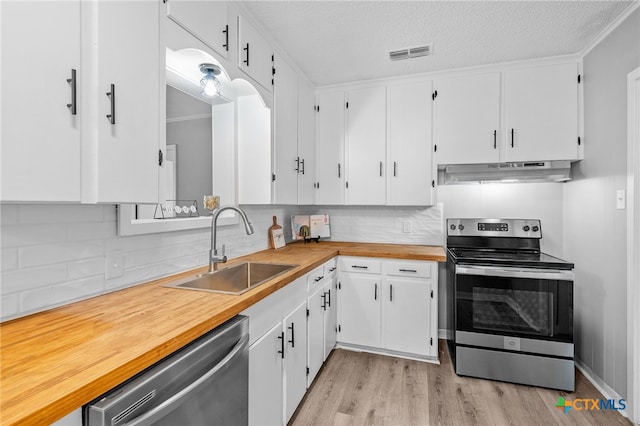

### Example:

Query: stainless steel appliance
xmin=446 ymin=218 xmax=575 ymax=391
xmin=85 ymin=315 xmax=249 ymax=426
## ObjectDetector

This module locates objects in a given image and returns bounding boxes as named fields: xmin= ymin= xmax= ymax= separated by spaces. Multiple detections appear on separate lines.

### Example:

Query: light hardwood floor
xmin=290 ymin=342 xmax=631 ymax=426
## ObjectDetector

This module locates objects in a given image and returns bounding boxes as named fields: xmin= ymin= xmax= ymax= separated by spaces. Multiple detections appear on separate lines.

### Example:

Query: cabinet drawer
xmin=383 ymin=260 xmax=432 ymax=278
xmin=338 ymin=257 xmax=381 ymax=274
xmin=307 ymin=266 xmax=326 ymax=292
xmin=323 ymin=258 xmax=337 ymax=277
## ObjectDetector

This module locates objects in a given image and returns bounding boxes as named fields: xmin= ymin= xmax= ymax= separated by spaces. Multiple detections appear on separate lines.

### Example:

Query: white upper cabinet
xmin=238 ymin=15 xmax=273 ymax=92
xmin=1 ymin=1 xmax=82 ymax=202
xmin=315 ymin=91 xmax=346 ymax=205
xmin=165 ymin=0 xmax=229 ymax=59
xmin=345 ymin=86 xmax=387 ymax=205
xmin=387 ymin=81 xmax=434 ymax=206
xmin=92 ymin=0 xmax=162 ymax=203
xmin=504 ymin=62 xmax=580 ymax=162
xmin=273 ymin=55 xmax=299 ymax=205
xmin=433 ymin=72 xmax=501 ymax=165
xmin=297 ymin=76 xmax=317 ymax=205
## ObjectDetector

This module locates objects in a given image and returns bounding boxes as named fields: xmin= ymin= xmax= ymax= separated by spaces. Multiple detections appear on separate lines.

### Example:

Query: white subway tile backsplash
xmin=20 ymin=276 xmax=104 ymax=313
xmin=68 ymin=257 xmax=105 ymax=280
xmin=2 ymin=264 xmax=68 ymax=294
xmin=17 ymin=204 xmax=105 ymax=224
xmin=2 ymin=224 xmax=67 ymax=248
xmin=1 ymin=204 xmax=19 ymax=225
xmin=67 ymin=222 xmax=117 ymax=242
xmin=1 ymin=248 xmax=18 ymax=271
xmin=19 ymin=241 xmax=104 ymax=268
xmin=1 ymin=293 xmax=19 ymax=319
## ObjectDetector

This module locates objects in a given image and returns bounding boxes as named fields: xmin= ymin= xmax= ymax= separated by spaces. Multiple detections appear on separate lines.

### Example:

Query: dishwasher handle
xmin=123 ymin=334 xmax=249 ymax=426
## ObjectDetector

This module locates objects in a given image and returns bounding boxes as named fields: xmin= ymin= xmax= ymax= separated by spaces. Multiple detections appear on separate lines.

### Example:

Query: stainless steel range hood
xmin=438 ymin=161 xmax=572 ymax=184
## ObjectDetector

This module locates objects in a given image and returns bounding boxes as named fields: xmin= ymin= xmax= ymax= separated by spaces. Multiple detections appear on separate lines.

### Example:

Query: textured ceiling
xmin=242 ymin=1 xmax=635 ymax=86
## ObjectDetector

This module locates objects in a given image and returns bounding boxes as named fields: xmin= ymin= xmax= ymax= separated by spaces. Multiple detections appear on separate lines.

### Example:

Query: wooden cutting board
xmin=268 ymin=216 xmax=283 ymax=248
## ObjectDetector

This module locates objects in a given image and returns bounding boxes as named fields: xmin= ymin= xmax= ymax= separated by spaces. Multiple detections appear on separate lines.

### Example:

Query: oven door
xmin=455 ymin=264 xmax=573 ymax=342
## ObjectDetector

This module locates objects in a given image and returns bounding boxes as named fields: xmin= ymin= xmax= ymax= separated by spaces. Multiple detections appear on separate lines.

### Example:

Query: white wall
xmin=0 ymin=204 xmax=297 ymax=321
xmin=565 ymin=8 xmax=640 ymax=399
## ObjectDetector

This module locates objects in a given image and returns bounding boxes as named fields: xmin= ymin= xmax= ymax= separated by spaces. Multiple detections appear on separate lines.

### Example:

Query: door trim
xmin=627 ymin=66 xmax=640 ymax=424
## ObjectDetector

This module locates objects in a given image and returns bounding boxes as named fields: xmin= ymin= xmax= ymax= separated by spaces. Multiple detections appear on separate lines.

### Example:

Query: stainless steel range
xmin=446 ymin=218 xmax=575 ymax=391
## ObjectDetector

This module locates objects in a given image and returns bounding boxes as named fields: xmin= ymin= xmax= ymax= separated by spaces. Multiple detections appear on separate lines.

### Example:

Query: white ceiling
xmin=242 ymin=0 xmax=635 ymax=86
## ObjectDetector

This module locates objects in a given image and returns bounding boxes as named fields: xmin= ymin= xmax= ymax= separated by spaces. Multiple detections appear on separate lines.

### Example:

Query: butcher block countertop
xmin=0 ymin=241 xmax=445 ymax=426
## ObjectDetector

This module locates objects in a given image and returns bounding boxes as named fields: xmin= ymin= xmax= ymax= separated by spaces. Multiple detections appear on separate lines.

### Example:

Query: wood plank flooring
xmin=290 ymin=341 xmax=631 ymax=426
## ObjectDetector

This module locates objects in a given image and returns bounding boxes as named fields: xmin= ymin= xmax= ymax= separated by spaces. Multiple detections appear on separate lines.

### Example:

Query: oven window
xmin=471 ymin=287 xmax=550 ymax=335
xmin=456 ymin=274 xmax=573 ymax=342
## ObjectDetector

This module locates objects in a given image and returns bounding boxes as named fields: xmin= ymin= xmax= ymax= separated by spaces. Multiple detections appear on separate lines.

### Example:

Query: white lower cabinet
xmin=283 ymin=303 xmax=308 ymax=422
xmin=338 ymin=257 xmax=438 ymax=360
xmin=249 ymin=323 xmax=284 ymax=426
xmin=307 ymin=284 xmax=325 ymax=386
xmin=323 ymin=265 xmax=338 ymax=361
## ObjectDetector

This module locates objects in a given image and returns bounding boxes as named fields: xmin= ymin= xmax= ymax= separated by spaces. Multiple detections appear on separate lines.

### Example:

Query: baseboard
xmin=335 ymin=343 xmax=440 ymax=365
xmin=575 ymin=359 xmax=630 ymax=420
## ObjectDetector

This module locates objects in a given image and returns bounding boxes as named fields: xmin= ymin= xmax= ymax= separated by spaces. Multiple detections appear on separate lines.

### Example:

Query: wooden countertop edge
xmin=1 ymin=243 xmax=444 ymax=426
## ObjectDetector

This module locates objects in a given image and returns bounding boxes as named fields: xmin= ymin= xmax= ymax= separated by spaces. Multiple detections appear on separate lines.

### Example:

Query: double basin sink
xmin=165 ymin=262 xmax=297 ymax=295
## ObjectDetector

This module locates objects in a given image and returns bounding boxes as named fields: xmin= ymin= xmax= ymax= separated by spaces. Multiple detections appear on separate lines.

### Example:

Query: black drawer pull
xmin=351 ymin=265 xmax=368 ymax=269
xmin=288 ymin=323 xmax=295 ymax=348
xmin=314 ymin=276 xmax=324 ymax=282
xmin=329 ymin=267 xmax=337 ymax=272
xmin=399 ymin=268 xmax=417 ymax=273
xmin=277 ymin=331 xmax=284 ymax=358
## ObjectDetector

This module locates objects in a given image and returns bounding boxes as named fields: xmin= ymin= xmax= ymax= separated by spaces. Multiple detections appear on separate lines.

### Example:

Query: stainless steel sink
xmin=165 ymin=262 xmax=297 ymax=295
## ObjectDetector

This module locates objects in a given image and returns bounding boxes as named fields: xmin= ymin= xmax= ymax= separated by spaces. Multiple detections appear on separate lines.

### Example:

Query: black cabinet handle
xmin=329 ymin=267 xmax=336 ymax=272
xmin=314 ymin=275 xmax=324 ymax=282
xmin=222 ymin=24 xmax=229 ymax=51
xmin=338 ymin=163 xmax=341 ymax=178
xmin=511 ymin=128 xmax=514 ymax=148
xmin=106 ymin=84 xmax=115 ymax=124
xmin=288 ymin=323 xmax=295 ymax=348
xmin=351 ymin=265 xmax=368 ymax=269
xmin=327 ymin=288 xmax=331 ymax=307
xmin=390 ymin=284 xmax=393 ymax=302
xmin=277 ymin=331 xmax=284 ymax=358
xmin=393 ymin=161 xmax=397 ymax=177
xmin=379 ymin=161 xmax=383 ymax=177
xmin=300 ymin=158 xmax=305 ymax=175
xmin=374 ymin=283 xmax=378 ymax=300
xmin=243 ymin=43 xmax=250 ymax=66
xmin=493 ymin=130 xmax=497 ymax=149
xmin=321 ymin=292 xmax=327 ymax=310
xmin=399 ymin=268 xmax=417 ymax=273
xmin=66 ymin=69 xmax=77 ymax=115
xmin=295 ymin=157 xmax=300 ymax=173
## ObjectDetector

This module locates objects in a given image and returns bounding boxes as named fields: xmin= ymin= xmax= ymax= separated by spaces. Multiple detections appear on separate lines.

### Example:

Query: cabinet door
xmin=315 ymin=91 xmax=345 ymax=204
xmin=307 ymin=286 xmax=325 ymax=387
xmin=249 ymin=323 xmax=283 ymax=426
xmin=94 ymin=1 xmax=161 ymax=203
xmin=166 ymin=0 xmax=229 ymax=58
xmin=382 ymin=278 xmax=432 ymax=356
xmin=434 ymin=72 xmax=501 ymax=165
xmin=338 ymin=274 xmax=381 ymax=347
xmin=505 ymin=62 xmax=579 ymax=162
xmin=237 ymin=95 xmax=272 ymax=204
xmin=284 ymin=303 xmax=307 ymax=423
xmin=238 ymin=15 xmax=273 ymax=92
xmin=1 ymin=0 xmax=82 ymax=202
xmin=273 ymin=55 xmax=299 ymax=205
xmin=345 ymin=86 xmax=386 ymax=205
xmin=297 ymin=77 xmax=316 ymax=205
xmin=387 ymin=81 xmax=434 ymax=206
xmin=323 ymin=277 xmax=337 ymax=360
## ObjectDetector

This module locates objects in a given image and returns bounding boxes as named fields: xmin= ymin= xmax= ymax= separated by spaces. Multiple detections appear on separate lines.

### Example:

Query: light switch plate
xmin=403 ymin=221 xmax=411 ymax=233
xmin=106 ymin=250 xmax=124 ymax=280
xmin=616 ymin=189 xmax=626 ymax=210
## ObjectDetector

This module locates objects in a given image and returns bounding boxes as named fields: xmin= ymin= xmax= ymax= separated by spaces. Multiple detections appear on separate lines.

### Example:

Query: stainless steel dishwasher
xmin=84 ymin=315 xmax=249 ymax=426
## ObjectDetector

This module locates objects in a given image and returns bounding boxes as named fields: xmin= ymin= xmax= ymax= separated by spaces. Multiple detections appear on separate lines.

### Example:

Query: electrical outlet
xmin=106 ymin=250 xmax=124 ymax=280
xmin=403 ymin=221 xmax=411 ymax=233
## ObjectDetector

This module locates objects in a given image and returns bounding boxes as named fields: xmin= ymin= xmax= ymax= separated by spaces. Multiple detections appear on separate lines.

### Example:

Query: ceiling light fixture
xmin=199 ymin=63 xmax=221 ymax=97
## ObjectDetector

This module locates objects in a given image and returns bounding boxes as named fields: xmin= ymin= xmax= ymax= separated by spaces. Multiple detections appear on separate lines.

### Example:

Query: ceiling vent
xmin=388 ymin=44 xmax=433 ymax=61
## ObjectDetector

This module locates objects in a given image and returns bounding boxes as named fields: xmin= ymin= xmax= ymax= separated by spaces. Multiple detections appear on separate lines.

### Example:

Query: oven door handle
xmin=455 ymin=265 xmax=574 ymax=281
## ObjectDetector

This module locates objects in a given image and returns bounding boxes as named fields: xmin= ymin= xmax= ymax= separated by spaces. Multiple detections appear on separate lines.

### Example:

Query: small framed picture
xmin=271 ymin=228 xmax=286 ymax=249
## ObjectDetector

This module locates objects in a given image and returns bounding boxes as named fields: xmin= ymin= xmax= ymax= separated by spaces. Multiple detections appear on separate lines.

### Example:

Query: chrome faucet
xmin=209 ymin=206 xmax=254 ymax=273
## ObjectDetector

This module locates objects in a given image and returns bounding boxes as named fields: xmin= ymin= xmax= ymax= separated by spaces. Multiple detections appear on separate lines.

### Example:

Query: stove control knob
xmin=450 ymin=224 xmax=456 ymax=230
xmin=532 ymin=225 xmax=539 ymax=232
xmin=523 ymin=225 xmax=530 ymax=232
xmin=458 ymin=224 xmax=465 ymax=231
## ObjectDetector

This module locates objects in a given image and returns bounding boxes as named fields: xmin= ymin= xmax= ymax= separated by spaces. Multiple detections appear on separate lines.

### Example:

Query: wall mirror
xmin=118 ymin=41 xmax=270 ymax=236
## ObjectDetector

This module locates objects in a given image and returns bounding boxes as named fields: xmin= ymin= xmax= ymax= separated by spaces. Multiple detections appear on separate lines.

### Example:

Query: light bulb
xmin=200 ymin=72 xmax=220 ymax=97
